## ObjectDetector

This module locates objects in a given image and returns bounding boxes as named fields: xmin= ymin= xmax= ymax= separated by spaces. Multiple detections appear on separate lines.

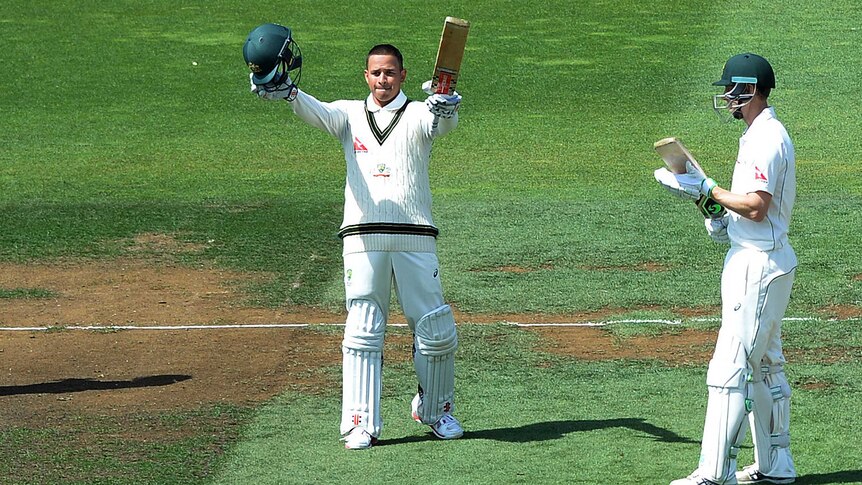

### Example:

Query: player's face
xmin=365 ymin=54 xmax=406 ymax=107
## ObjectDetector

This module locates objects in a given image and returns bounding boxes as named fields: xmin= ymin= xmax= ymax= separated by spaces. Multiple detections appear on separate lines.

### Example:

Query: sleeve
xmin=289 ymin=89 xmax=349 ymax=139
xmin=432 ymin=113 xmax=458 ymax=138
xmin=741 ymin=136 xmax=784 ymax=196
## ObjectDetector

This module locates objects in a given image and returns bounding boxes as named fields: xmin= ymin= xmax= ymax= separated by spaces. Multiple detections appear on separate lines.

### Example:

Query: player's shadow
xmin=465 ymin=418 xmax=698 ymax=444
xmin=0 ymin=375 xmax=192 ymax=396
xmin=379 ymin=417 xmax=697 ymax=446
xmin=795 ymin=471 xmax=862 ymax=484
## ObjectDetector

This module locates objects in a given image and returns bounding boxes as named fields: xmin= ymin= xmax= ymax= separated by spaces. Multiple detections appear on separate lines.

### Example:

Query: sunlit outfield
xmin=1 ymin=0 xmax=861 ymax=483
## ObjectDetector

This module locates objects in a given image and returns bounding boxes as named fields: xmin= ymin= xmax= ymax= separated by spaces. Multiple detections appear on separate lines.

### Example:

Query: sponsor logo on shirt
xmin=353 ymin=137 xmax=368 ymax=153
xmin=754 ymin=166 xmax=767 ymax=182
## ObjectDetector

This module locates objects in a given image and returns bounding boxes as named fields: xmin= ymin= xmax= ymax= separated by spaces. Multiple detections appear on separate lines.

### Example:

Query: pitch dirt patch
xmin=0 ymin=256 xmax=855 ymax=430
xmin=530 ymin=326 xmax=716 ymax=365
xmin=817 ymin=304 xmax=862 ymax=320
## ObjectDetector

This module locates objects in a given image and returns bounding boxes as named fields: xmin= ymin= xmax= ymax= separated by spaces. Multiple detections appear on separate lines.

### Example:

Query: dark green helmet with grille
xmin=713 ymin=53 xmax=775 ymax=90
xmin=243 ymin=23 xmax=302 ymax=86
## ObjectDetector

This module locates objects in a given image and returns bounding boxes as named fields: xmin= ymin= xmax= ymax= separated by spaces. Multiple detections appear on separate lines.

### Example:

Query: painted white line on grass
xmin=0 ymin=323 xmax=405 ymax=331
xmin=2 ymin=316 xmax=852 ymax=332
xmin=513 ymin=319 xmax=683 ymax=327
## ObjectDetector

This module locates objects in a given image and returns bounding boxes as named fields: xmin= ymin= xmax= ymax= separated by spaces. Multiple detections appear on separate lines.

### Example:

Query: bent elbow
xmin=749 ymin=210 xmax=767 ymax=222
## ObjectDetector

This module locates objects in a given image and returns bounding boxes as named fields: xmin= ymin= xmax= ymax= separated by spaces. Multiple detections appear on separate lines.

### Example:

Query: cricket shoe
xmin=736 ymin=465 xmax=795 ymax=484
xmin=670 ymin=471 xmax=737 ymax=485
xmin=342 ymin=427 xmax=378 ymax=450
xmin=411 ymin=393 xmax=464 ymax=440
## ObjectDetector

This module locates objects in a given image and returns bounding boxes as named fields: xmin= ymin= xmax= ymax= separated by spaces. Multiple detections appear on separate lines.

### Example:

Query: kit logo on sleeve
xmin=754 ymin=166 xmax=767 ymax=182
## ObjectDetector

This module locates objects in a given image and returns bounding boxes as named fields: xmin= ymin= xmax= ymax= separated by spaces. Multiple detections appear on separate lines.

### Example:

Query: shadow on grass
xmin=0 ymin=375 xmax=191 ymax=396
xmin=463 ymin=418 xmax=698 ymax=444
xmin=379 ymin=417 xmax=698 ymax=446
xmin=797 ymin=470 xmax=862 ymax=484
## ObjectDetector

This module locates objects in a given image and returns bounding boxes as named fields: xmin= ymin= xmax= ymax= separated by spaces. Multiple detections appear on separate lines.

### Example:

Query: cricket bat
xmin=653 ymin=137 xmax=726 ymax=219
xmin=430 ymin=17 xmax=470 ymax=95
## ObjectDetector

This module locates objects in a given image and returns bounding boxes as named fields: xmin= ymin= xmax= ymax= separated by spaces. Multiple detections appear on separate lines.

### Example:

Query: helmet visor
xmin=712 ymin=82 xmax=756 ymax=122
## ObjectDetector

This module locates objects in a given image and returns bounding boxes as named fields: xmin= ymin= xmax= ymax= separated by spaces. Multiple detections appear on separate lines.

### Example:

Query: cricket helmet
xmin=712 ymin=53 xmax=773 ymax=121
xmin=713 ymin=53 xmax=775 ymax=89
xmin=243 ymin=23 xmax=302 ymax=85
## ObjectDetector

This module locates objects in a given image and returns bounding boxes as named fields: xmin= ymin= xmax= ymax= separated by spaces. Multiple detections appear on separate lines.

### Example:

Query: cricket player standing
xmin=657 ymin=53 xmax=798 ymax=484
xmin=243 ymin=24 xmax=464 ymax=450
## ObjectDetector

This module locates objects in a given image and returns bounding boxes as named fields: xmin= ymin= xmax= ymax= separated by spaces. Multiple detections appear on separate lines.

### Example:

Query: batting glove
xmin=421 ymin=79 xmax=435 ymax=95
xmin=704 ymin=213 xmax=730 ymax=244
xmin=426 ymin=92 xmax=461 ymax=118
xmin=654 ymin=167 xmax=701 ymax=200
xmin=249 ymin=73 xmax=297 ymax=101
xmin=676 ymin=161 xmax=718 ymax=199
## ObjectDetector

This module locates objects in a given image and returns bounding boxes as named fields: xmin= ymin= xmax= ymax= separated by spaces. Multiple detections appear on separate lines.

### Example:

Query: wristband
xmin=702 ymin=178 xmax=717 ymax=198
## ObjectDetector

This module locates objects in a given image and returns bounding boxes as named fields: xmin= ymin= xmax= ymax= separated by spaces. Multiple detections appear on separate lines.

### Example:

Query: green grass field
xmin=1 ymin=0 xmax=861 ymax=483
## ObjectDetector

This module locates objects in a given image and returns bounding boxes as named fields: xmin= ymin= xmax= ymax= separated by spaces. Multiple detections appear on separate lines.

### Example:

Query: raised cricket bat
xmin=654 ymin=137 xmax=726 ymax=219
xmin=430 ymin=17 xmax=470 ymax=95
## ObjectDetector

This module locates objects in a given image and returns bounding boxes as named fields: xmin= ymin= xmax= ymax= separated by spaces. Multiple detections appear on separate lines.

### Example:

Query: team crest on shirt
xmin=754 ymin=166 xmax=767 ymax=182
xmin=373 ymin=163 xmax=391 ymax=177
xmin=353 ymin=137 xmax=368 ymax=153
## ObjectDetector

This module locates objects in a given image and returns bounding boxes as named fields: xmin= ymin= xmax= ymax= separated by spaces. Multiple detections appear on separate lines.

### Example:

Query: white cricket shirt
xmin=728 ymin=107 xmax=796 ymax=252
xmin=289 ymin=90 xmax=457 ymax=255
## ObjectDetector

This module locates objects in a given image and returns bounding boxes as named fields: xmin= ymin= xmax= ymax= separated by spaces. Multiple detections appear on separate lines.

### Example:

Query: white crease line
xmin=513 ymin=319 xmax=683 ymax=327
xmin=0 ymin=323 xmax=400 ymax=331
xmin=0 ymin=316 xmax=851 ymax=332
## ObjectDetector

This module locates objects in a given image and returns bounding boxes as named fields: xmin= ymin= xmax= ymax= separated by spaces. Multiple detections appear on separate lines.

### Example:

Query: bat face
xmin=654 ymin=137 xmax=726 ymax=219
xmin=654 ymin=137 xmax=702 ymax=175
xmin=431 ymin=17 xmax=470 ymax=95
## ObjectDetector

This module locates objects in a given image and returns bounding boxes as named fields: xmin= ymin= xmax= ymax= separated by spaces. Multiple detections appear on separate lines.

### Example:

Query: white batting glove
xmin=677 ymin=161 xmax=717 ymax=199
xmin=249 ymin=72 xmax=297 ymax=101
xmin=705 ymin=213 xmax=730 ymax=244
xmin=654 ymin=167 xmax=700 ymax=200
xmin=421 ymin=79 xmax=435 ymax=95
xmin=426 ymin=92 xmax=461 ymax=118
xmin=421 ymin=79 xmax=461 ymax=118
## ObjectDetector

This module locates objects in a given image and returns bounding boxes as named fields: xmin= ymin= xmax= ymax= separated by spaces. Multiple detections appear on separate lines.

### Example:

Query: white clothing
xmin=287 ymin=87 xmax=459 ymax=441
xmin=290 ymin=90 xmax=457 ymax=255
xmin=697 ymin=106 xmax=798 ymax=481
xmin=728 ymin=107 xmax=796 ymax=253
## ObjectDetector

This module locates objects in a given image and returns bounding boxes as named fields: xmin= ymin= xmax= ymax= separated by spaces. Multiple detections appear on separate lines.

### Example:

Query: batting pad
xmin=698 ymin=337 xmax=750 ymax=482
xmin=340 ymin=300 xmax=385 ymax=437
xmin=413 ymin=304 xmax=458 ymax=424
xmin=749 ymin=365 xmax=796 ymax=477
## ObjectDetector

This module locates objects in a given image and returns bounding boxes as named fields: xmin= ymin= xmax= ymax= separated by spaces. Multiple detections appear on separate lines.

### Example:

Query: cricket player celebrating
xmin=243 ymin=24 xmax=464 ymax=450
xmin=656 ymin=53 xmax=798 ymax=484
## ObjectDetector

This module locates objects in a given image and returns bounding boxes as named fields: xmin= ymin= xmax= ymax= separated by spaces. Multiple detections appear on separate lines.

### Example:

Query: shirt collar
xmin=365 ymin=91 xmax=407 ymax=112
xmin=743 ymin=106 xmax=776 ymax=138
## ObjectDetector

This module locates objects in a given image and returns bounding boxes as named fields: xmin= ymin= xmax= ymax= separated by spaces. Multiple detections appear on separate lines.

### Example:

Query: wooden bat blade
xmin=653 ymin=137 xmax=705 ymax=175
xmin=431 ymin=17 xmax=470 ymax=95
xmin=653 ymin=137 xmax=726 ymax=219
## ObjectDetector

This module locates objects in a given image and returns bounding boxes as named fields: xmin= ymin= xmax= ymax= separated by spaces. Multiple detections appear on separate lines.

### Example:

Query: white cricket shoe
xmin=342 ymin=427 xmax=377 ymax=450
xmin=736 ymin=465 xmax=795 ymax=484
xmin=430 ymin=414 xmax=464 ymax=440
xmin=670 ymin=471 xmax=736 ymax=485
xmin=411 ymin=393 xmax=464 ymax=440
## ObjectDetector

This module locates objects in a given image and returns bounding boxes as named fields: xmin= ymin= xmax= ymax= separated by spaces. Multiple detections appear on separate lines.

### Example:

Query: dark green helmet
xmin=713 ymin=53 xmax=775 ymax=89
xmin=243 ymin=23 xmax=302 ymax=85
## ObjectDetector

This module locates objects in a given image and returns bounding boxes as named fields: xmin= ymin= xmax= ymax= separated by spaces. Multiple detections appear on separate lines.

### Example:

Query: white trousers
xmin=697 ymin=245 xmax=796 ymax=481
xmin=343 ymin=251 xmax=445 ymax=325
xmin=718 ymin=245 xmax=796 ymax=381
xmin=340 ymin=251 xmax=448 ymax=437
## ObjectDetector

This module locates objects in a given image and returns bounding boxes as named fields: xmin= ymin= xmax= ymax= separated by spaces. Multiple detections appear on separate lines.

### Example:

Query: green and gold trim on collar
xmin=365 ymin=100 xmax=410 ymax=145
